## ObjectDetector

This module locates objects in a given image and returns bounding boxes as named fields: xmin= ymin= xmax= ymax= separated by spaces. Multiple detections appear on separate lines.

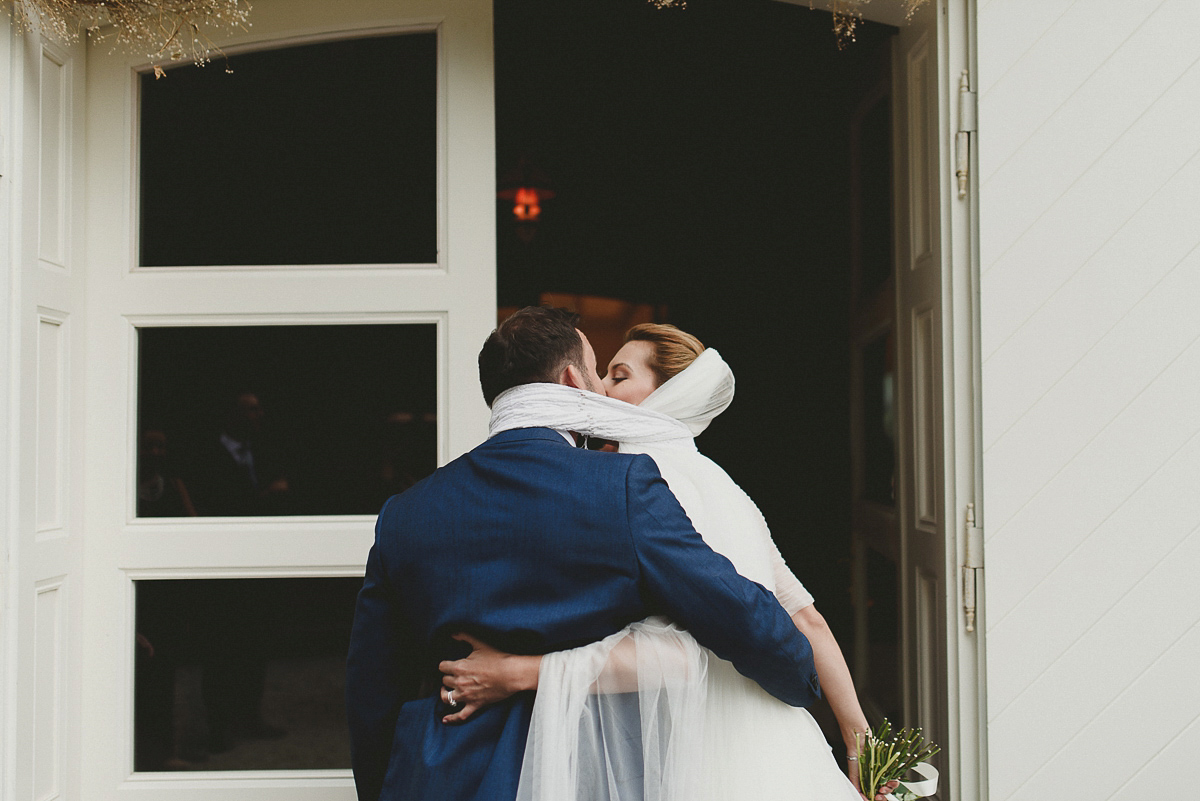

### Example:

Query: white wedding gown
xmin=488 ymin=352 xmax=861 ymax=801
xmin=624 ymin=435 xmax=860 ymax=801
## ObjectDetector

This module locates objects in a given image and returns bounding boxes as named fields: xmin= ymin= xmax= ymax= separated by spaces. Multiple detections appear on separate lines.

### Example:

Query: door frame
xmin=893 ymin=1 xmax=987 ymax=798
xmin=813 ymin=0 xmax=986 ymax=798
xmin=940 ymin=0 xmax=988 ymax=798
xmin=913 ymin=0 xmax=987 ymax=798
xmin=1 ymin=16 xmax=17 ymax=801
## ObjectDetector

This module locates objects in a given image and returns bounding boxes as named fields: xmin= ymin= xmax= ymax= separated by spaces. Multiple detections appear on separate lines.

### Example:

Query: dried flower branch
xmin=826 ymin=0 xmax=930 ymax=49
xmin=6 ymin=0 xmax=250 ymax=70
xmin=641 ymin=0 xmax=930 ymax=47
xmin=856 ymin=719 xmax=941 ymax=801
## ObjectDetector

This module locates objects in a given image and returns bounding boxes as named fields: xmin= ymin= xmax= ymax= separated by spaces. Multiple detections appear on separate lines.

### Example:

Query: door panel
xmin=893 ymin=0 xmax=949 ymax=792
xmin=912 ymin=305 xmax=939 ymax=528
xmin=78 ymin=1 xmax=495 ymax=797
xmin=11 ymin=26 xmax=88 ymax=801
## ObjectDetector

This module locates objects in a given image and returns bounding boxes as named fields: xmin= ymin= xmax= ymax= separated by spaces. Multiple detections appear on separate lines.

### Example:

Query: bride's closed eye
xmin=604 ymin=344 xmax=659 ymax=405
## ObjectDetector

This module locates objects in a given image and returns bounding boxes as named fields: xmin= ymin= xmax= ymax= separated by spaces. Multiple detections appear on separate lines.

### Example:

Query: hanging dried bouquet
xmin=648 ymin=0 xmax=928 ymax=49
xmin=827 ymin=0 xmax=928 ymax=48
xmin=6 ymin=0 xmax=250 ymax=69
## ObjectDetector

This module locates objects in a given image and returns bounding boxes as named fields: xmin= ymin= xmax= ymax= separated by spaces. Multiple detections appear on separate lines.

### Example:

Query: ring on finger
xmin=447 ymin=689 xmax=458 ymax=708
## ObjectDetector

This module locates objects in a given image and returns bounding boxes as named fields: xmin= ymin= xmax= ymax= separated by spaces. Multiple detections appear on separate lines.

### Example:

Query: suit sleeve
xmin=624 ymin=455 xmax=821 ymax=707
xmin=345 ymin=498 xmax=421 ymax=801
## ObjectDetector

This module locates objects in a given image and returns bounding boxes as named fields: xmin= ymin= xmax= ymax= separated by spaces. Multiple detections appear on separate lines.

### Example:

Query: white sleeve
xmin=767 ymin=532 xmax=814 ymax=615
xmin=736 ymin=490 xmax=815 ymax=615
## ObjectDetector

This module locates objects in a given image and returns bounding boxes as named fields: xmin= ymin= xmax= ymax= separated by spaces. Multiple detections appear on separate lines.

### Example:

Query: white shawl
xmin=488 ymin=347 xmax=733 ymax=442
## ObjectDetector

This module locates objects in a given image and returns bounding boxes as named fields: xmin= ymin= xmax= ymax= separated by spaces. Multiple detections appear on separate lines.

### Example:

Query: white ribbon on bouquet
xmin=892 ymin=762 xmax=939 ymax=801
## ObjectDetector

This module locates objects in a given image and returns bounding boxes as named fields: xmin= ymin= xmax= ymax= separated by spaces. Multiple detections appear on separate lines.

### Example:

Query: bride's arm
xmin=790 ymin=605 xmax=870 ymax=757
xmin=439 ymin=625 xmax=695 ymax=723
xmin=764 ymin=527 xmax=871 ymax=778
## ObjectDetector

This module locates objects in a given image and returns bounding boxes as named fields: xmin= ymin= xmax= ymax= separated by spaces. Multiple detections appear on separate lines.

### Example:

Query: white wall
xmin=978 ymin=0 xmax=1200 ymax=798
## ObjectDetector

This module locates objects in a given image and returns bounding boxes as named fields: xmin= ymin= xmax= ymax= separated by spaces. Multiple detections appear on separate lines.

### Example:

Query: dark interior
xmin=495 ymin=0 xmax=896 ymax=740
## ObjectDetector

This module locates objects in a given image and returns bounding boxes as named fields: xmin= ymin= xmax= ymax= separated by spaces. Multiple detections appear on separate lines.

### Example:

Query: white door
xmin=840 ymin=0 xmax=985 ymax=798
xmin=891 ymin=1 xmax=984 ymax=799
xmin=77 ymin=0 xmax=495 ymax=798
xmin=842 ymin=0 xmax=949 ymax=752
xmin=891 ymin=0 xmax=950 ymax=781
xmin=6 ymin=21 xmax=89 ymax=801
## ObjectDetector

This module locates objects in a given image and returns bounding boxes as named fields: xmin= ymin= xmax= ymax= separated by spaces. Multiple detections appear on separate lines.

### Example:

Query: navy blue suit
xmin=346 ymin=427 xmax=819 ymax=801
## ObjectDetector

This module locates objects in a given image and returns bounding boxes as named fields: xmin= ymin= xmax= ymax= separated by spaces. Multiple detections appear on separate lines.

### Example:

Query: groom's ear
xmin=561 ymin=364 xmax=585 ymax=390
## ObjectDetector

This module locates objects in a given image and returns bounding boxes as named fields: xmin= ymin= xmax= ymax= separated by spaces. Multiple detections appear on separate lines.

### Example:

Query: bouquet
xmin=855 ymin=720 xmax=940 ymax=801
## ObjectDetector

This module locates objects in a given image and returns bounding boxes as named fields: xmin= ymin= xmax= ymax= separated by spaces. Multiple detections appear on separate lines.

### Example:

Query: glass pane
xmin=137 ymin=324 xmax=437 ymax=517
xmin=134 ymin=577 xmax=362 ymax=771
xmin=861 ymin=330 xmax=895 ymax=506
xmin=139 ymin=34 xmax=437 ymax=267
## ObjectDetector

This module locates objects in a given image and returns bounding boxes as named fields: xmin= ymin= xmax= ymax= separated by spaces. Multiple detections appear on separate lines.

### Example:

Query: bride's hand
xmin=874 ymin=780 xmax=900 ymax=800
xmin=856 ymin=780 xmax=899 ymax=801
xmin=848 ymin=762 xmax=900 ymax=801
xmin=438 ymin=632 xmax=541 ymax=724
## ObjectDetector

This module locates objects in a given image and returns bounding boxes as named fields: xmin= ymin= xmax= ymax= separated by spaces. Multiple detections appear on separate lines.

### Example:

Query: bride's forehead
xmin=610 ymin=339 xmax=654 ymax=367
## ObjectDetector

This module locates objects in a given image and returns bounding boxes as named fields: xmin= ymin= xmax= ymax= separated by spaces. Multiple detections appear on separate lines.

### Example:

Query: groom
xmin=346 ymin=306 xmax=821 ymax=801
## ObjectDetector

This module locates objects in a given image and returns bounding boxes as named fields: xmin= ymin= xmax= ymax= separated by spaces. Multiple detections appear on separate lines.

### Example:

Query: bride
xmin=440 ymin=324 xmax=894 ymax=801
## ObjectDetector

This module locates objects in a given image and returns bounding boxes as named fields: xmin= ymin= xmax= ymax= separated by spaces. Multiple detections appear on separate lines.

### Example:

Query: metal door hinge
xmin=963 ymin=502 xmax=984 ymax=632
xmin=956 ymin=70 xmax=977 ymax=200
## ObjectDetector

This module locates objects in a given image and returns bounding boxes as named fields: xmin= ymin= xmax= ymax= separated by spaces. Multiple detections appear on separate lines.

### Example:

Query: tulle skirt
xmin=518 ymin=622 xmax=861 ymax=801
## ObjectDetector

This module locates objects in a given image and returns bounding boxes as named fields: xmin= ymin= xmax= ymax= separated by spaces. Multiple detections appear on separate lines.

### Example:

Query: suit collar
xmin=487 ymin=427 xmax=575 ymax=447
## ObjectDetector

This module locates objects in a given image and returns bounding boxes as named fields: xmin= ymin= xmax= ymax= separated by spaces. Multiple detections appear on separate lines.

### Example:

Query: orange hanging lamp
xmin=498 ymin=157 xmax=556 ymax=239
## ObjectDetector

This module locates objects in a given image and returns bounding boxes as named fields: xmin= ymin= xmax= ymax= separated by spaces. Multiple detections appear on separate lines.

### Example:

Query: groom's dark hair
xmin=479 ymin=306 xmax=584 ymax=407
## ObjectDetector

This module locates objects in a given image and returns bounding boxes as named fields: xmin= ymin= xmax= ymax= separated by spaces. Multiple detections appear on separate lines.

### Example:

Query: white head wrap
xmin=638 ymin=348 xmax=734 ymax=436
xmin=487 ymin=347 xmax=734 ymax=442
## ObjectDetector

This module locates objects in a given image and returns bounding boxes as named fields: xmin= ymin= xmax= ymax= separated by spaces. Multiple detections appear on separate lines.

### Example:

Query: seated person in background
xmin=137 ymin=429 xmax=197 ymax=518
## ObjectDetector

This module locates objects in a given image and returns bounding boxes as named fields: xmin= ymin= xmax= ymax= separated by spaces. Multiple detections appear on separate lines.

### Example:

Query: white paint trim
xmin=130 ymin=21 xmax=445 ymax=68
xmin=34 ymin=307 xmax=69 ymax=537
xmin=32 ymin=574 xmax=67 ymax=801
xmin=940 ymin=0 xmax=989 ymax=798
xmin=124 ymin=311 xmax=448 ymax=327
xmin=122 ymin=770 xmax=354 ymax=785
xmin=36 ymin=40 xmax=71 ymax=273
xmin=123 ymin=566 xmax=367 ymax=579
xmin=2 ymin=17 xmax=28 ymax=801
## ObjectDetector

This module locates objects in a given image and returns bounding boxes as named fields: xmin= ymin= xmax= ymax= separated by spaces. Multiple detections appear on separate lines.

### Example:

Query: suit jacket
xmin=345 ymin=427 xmax=820 ymax=801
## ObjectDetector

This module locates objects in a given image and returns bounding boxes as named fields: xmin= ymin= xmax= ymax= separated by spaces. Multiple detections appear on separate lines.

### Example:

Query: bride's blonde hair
xmin=624 ymin=324 xmax=705 ymax=387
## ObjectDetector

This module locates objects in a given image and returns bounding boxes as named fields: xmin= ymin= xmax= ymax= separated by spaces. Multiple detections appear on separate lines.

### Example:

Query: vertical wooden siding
xmin=979 ymin=0 xmax=1200 ymax=798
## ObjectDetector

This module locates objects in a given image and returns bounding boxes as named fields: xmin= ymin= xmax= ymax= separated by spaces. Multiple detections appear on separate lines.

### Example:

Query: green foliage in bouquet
xmin=856 ymin=720 xmax=940 ymax=801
